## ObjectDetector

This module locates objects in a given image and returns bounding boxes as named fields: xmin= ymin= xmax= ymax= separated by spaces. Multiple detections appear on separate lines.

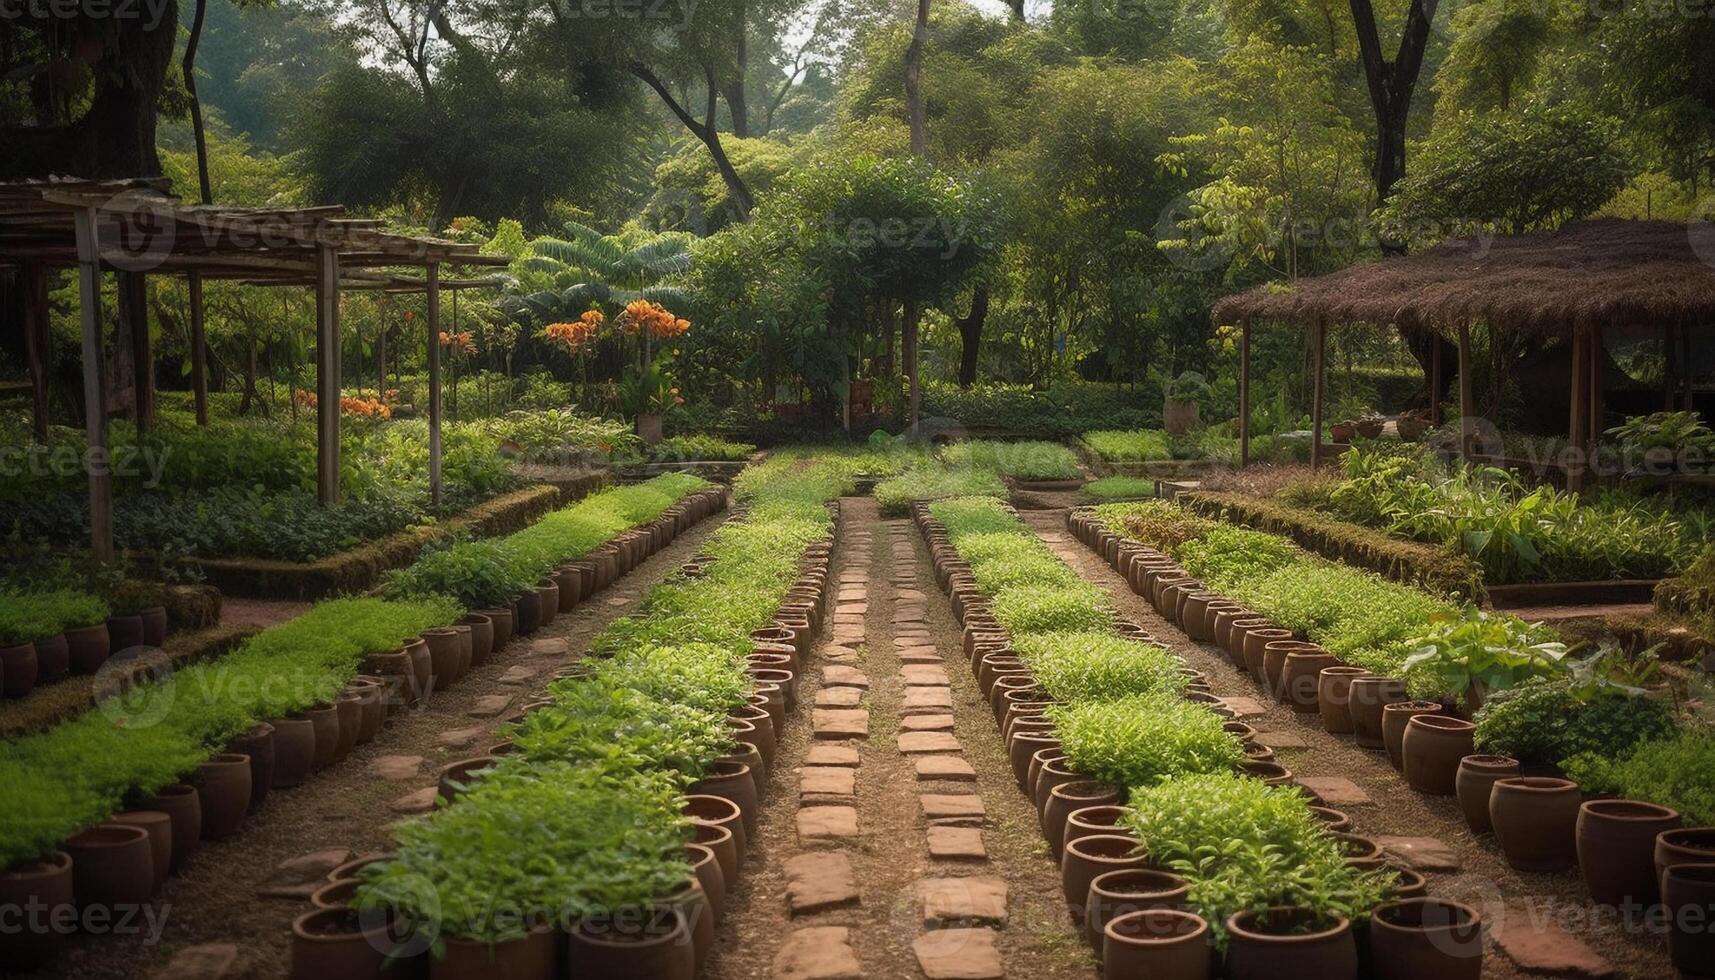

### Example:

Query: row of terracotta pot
xmin=285 ymin=491 xmax=821 ymax=980
xmin=0 ymin=606 xmax=169 ymax=700
xmin=1067 ymin=508 xmax=1715 ymax=976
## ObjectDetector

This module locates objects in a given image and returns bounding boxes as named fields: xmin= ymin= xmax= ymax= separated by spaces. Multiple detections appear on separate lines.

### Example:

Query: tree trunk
xmin=1004 ymin=0 xmax=1025 ymax=21
xmin=630 ymin=64 xmax=755 ymax=217
xmin=184 ymin=0 xmax=213 ymax=204
xmin=722 ymin=2 xmax=750 ymax=137
xmin=905 ymin=0 xmax=931 ymax=157
xmin=957 ymin=286 xmax=989 ymax=387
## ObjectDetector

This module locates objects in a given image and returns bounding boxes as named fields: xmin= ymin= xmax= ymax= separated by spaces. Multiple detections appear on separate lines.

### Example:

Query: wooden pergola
xmin=1 ymin=177 xmax=508 ymax=562
xmin=1213 ymin=220 xmax=1713 ymax=488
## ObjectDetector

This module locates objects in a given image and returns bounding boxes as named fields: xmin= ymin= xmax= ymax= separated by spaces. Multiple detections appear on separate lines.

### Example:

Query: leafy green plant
xmin=1083 ymin=429 xmax=1173 ymax=462
xmin=1473 ymin=674 xmax=1682 ymax=770
xmin=1083 ymin=475 xmax=1156 ymax=500
xmin=1563 ymin=732 xmax=1715 ymax=825
xmin=1403 ymin=607 xmax=1569 ymax=705
xmin=873 ymin=464 xmax=1007 ymax=516
xmin=1014 ymin=632 xmax=1186 ymax=702
xmin=1049 ymin=694 xmax=1243 ymax=789
xmin=0 ymin=589 xmax=109 ymax=644
xmin=1162 ymin=371 xmax=1212 ymax=404
xmin=992 ymin=582 xmax=1113 ymax=635
xmin=941 ymin=440 xmax=1082 ymax=480
xmin=1606 ymin=411 xmax=1715 ymax=459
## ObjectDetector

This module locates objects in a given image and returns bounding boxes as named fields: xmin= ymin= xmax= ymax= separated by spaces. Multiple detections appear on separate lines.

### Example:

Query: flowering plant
xmin=616 ymin=300 xmax=690 ymax=341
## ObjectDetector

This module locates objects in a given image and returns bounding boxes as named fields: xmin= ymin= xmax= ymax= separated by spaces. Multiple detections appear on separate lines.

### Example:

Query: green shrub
xmin=873 ymin=464 xmax=1007 ymax=516
xmin=1049 ymin=694 xmax=1243 ymax=789
xmin=930 ymin=496 xmax=1029 ymax=539
xmin=651 ymin=434 xmax=757 ymax=462
xmin=1083 ymin=429 xmax=1173 ymax=462
xmin=1014 ymin=632 xmax=1186 ymax=702
xmin=0 ymin=589 xmax=110 ymax=645
xmin=992 ymin=582 xmax=1112 ymax=635
xmin=1083 ymin=475 xmax=1156 ymax=500
xmin=1563 ymin=732 xmax=1715 ymax=825
xmin=921 ymin=380 xmax=1159 ymax=438
xmin=1403 ymin=607 xmax=1569 ymax=705
xmin=942 ymin=440 xmax=1081 ymax=480
xmin=1473 ymin=675 xmax=1682 ymax=770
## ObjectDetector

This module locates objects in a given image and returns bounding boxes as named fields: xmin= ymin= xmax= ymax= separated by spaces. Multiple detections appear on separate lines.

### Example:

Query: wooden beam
xmin=117 ymin=271 xmax=154 ymax=431
xmin=21 ymin=262 xmax=50 ymax=442
xmin=1457 ymin=322 xmax=1475 ymax=460
xmin=189 ymin=271 xmax=209 ymax=426
xmin=1568 ymin=329 xmax=1587 ymax=491
xmin=1311 ymin=318 xmax=1327 ymax=470
xmin=315 ymin=244 xmax=342 ymax=505
xmin=1429 ymin=332 xmax=1443 ymax=427
xmin=73 ymin=207 xmax=114 ymax=563
xmin=426 ymin=262 xmax=443 ymax=511
xmin=1239 ymin=316 xmax=1252 ymax=468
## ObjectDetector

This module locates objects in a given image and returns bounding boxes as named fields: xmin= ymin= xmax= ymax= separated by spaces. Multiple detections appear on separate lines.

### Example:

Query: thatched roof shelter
xmin=1212 ymin=219 xmax=1708 ymax=484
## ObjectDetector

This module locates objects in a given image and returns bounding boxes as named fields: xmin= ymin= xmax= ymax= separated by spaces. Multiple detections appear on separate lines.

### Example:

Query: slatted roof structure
xmin=2 ymin=177 xmax=512 ymax=561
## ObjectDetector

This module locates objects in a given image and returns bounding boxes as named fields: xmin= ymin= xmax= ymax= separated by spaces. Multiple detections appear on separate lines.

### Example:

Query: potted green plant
xmin=1161 ymin=371 xmax=1211 ymax=436
xmin=1606 ymin=410 xmax=1715 ymax=473
xmin=619 ymin=360 xmax=681 ymax=446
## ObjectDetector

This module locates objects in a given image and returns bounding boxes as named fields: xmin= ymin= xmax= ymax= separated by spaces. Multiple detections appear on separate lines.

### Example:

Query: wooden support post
xmin=1683 ymin=329 xmax=1695 ymax=412
xmin=22 ymin=262 xmax=50 ymax=443
xmin=118 ymin=271 xmax=154 ymax=432
xmin=1239 ymin=316 xmax=1252 ymax=468
xmin=1589 ymin=324 xmax=1605 ymax=455
xmin=903 ymin=301 xmax=921 ymax=434
xmin=314 ymin=245 xmax=342 ymax=505
xmin=73 ymin=208 xmax=115 ymax=563
xmin=1665 ymin=323 xmax=1680 ymax=412
xmin=1457 ymin=321 xmax=1475 ymax=460
xmin=426 ymin=262 xmax=443 ymax=511
xmin=189 ymin=271 xmax=209 ymax=426
xmin=1310 ymin=318 xmax=1327 ymax=470
xmin=1429 ymin=333 xmax=1444 ymax=427
xmin=1568 ymin=328 xmax=1587 ymax=492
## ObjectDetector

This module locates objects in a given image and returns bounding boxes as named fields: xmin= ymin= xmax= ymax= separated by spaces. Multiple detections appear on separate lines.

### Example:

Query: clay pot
xmin=64 ymin=623 xmax=110 ymax=674
xmin=1281 ymin=648 xmax=1341 ymax=712
xmin=271 ymin=715 xmax=318 ymax=789
xmin=1224 ymin=907 xmax=1357 ymax=980
xmin=1388 ymin=868 xmax=1429 ymax=900
xmin=33 ymin=632 xmax=69 ymax=684
xmin=1577 ymin=799 xmax=1682 ymax=907
xmin=64 ymin=824 xmax=155 ymax=909
xmin=1028 ymin=747 xmax=1067 ymax=803
xmin=686 ymin=842 xmax=725 ymax=928
xmin=689 ymin=809 xmax=742 ymax=888
xmin=310 ymin=878 xmax=360 ymax=910
xmin=660 ymin=877 xmax=715 ymax=975
xmin=1 ymin=642 xmax=37 ymax=698
xmin=514 ymin=591 xmax=542 ymax=636
xmin=109 ymin=811 xmax=172 ymax=890
xmin=1490 ymin=777 xmax=1581 ymax=872
xmin=1044 ymin=781 xmax=1121 ymax=862
xmin=690 ymin=761 xmax=760 ymax=833
xmin=1317 ymin=667 xmax=1369 ymax=734
xmin=423 ymin=629 xmax=464 ymax=691
xmin=305 ymin=702 xmax=343 ymax=771
xmin=1241 ymin=629 xmax=1291 ymax=687
xmin=1381 ymin=701 xmax=1443 ymax=771
xmin=1085 ymin=868 xmax=1191 ymax=946
xmin=107 ymin=614 xmax=146 ymax=652
xmin=227 ymin=722 xmax=276 ymax=809
xmin=1224 ymin=618 xmax=1270 ymax=669
xmin=1333 ymin=832 xmax=1384 ymax=871
xmin=475 ymin=607 xmax=513 ymax=650
xmin=717 ymin=746 xmax=767 ymax=804
xmin=1262 ymin=640 xmax=1319 ymax=702
xmin=1454 ymin=755 xmax=1518 ymax=834
xmin=347 ymin=679 xmax=387 ymax=744
xmin=0 ymin=851 xmax=74 ymax=968
xmin=289 ymin=907 xmax=407 ymax=980
xmin=1309 ymin=807 xmax=1353 ymax=833
xmin=195 ymin=753 xmax=253 ymax=839
xmin=1034 ymin=758 xmax=1085 ymax=818
xmin=459 ymin=614 xmax=493 ymax=665
xmin=1656 ymin=828 xmax=1715 ymax=890
xmin=1347 ymin=677 xmax=1407 ymax=750
xmin=1061 ymin=833 xmax=1147 ymax=912
xmin=1103 ymin=909 xmax=1211 ymax=980
xmin=139 ymin=606 xmax=168 ymax=647
xmin=335 ymin=695 xmax=363 ymax=760
xmin=143 ymin=783 xmax=201 ymax=872
xmin=1401 ymin=715 xmax=1476 ymax=796
xmin=328 ymin=853 xmax=389 ymax=884
xmin=1009 ymin=732 xmax=1062 ymax=792
xmin=1239 ymin=760 xmax=1294 ymax=787
xmin=1662 ymin=863 xmax=1715 ymax=977
xmin=438 ymin=756 xmax=501 ymax=803
xmin=566 ymin=907 xmax=694 ymax=980
xmin=432 ymin=927 xmax=557 ymax=980
xmin=1064 ymin=805 xmax=1131 ymax=856
xmin=1367 ymin=898 xmax=1482 ymax=980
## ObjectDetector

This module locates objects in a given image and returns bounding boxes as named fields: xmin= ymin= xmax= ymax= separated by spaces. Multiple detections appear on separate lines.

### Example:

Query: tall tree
xmin=1349 ymin=0 xmax=1439 ymax=248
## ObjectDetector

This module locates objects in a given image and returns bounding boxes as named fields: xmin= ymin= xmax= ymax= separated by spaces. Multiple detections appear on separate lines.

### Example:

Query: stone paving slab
xmin=921 ymin=794 xmax=986 ymax=822
xmin=815 ymin=686 xmax=864 ymax=708
xmin=784 ymin=852 xmax=860 ymax=915
xmin=774 ymin=926 xmax=863 ymax=980
xmin=1296 ymin=776 xmax=1372 ymax=806
xmin=1493 ymin=910 xmax=1615 ymax=978
xmin=901 ymin=714 xmax=957 ymax=733
xmin=797 ymin=806 xmax=860 ymax=841
xmin=898 ymin=732 xmax=963 ymax=754
xmin=801 ymin=766 xmax=858 ymax=798
xmin=813 ymin=708 xmax=870 ymax=740
xmin=913 ymin=928 xmax=1004 ymax=980
xmin=1375 ymin=836 xmax=1463 ymax=872
xmin=926 ymin=826 xmax=988 ymax=861
xmin=915 ymin=756 xmax=977 ymax=782
xmin=822 ymin=666 xmax=870 ymax=688
xmin=805 ymin=743 xmax=862 ymax=767
xmin=920 ymin=876 xmax=1008 ymax=926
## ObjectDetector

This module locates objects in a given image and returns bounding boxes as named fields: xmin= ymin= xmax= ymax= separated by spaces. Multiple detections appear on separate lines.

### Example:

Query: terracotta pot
xmin=1389 ymin=868 xmax=1429 ymax=900
xmin=1260 ymin=640 xmax=1314 ymax=701
xmin=731 ymin=712 xmax=777 ymax=771
xmin=400 ymin=638 xmax=431 ymax=705
xmin=64 ymin=623 xmax=110 ymax=674
xmin=1240 ymin=625 xmax=1285 ymax=686
xmin=1309 ymin=807 xmax=1352 ymax=833
xmin=1085 ymin=868 xmax=1190 ymax=946
xmin=1317 ymin=667 xmax=1370 ymax=734
xmin=64 ymin=824 xmax=155 ymax=908
xmin=139 ymin=606 xmax=168 ymax=647
xmin=514 ymin=591 xmax=542 ymax=636
xmin=1239 ymin=760 xmax=1294 ymax=787
xmin=327 ymin=853 xmax=389 ymax=884
xmin=423 ymin=629 xmax=464 ymax=691
xmin=1 ymin=642 xmax=37 ymax=698
xmin=106 ymin=614 xmax=146 ymax=652
xmin=1454 ymin=755 xmax=1518 ymax=834
xmin=661 ymin=877 xmax=714 ymax=975
xmin=310 ymin=879 xmax=359 ymax=910
xmin=690 ymin=816 xmax=741 ymax=890
xmin=1656 ymin=828 xmax=1715 ymax=891
xmin=1663 ymin=863 xmax=1715 ymax=977
xmin=1348 ymin=677 xmax=1407 ymax=750
xmin=1034 ymin=758 xmax=1085 ymax=818
xmin=566 ymin=907 xmax=694 ymax=980
xmin=195 ymin=753 xmax=252 ymax=839
xmin=1224 ymin=907 xmax=1357 ymax=980
xmin=1009 ymin=732 xmax=1062 ymax=792
xmin=686 ymin=842 xmax=725 ymax=927
xmin=289 ymin=907 xmax=407 ymax=980
xmin=33 ymin=632 xmax=69 ymax=684
xmin=1381 ymin=701 xmax=1443 ymax=771
xmin=431 ymin=927 xmax=557 ymax=980
xmin=347 ymin=679 xmax=387 ymax=744
xmin=1577 ymin=799 xmax=1682 ymax=907
xmin=1061 ymin=833 xmax=1147 ymax=912
xmin=1333 ymin=832 xmax=1384 ymax=871
xmin=143 ymin=783 xmax=201 ymax=872
xmin=271 ymin=715 xmax=318 ymax=789
xmin=1490 ymin=777 xmax=1581 ymax=872
xmin=109 ymin=810 xmax=172 ymax=890
xmin=1179 ymin=592 xmax=1218 ymax=642
xmin=1367 ymin=898 xmax=1482 ymax=980
xmin=460 ymin=613 xmax=495 ymax=667
xmin=1103 ymin=909 xmax=1211 ymax=980
xmin=1044 ymin=781 xmax=1120 ymax=862
xmin=475 ymin=607 xmax=513 ymax=650
xmin=438 ymin=756 xmax=501 ymax=803
xmin=224 ymin=722 xmax=275 ymax=810
xmin=1027 ymin=747 xmax=1067 ymax=804
xmin=717 ymin=746 xmax=767 ymax=804
xmin=1281 ymin=648 xmax=1341 ymax=712
xmin=305 ymin=702 xmax=343 ymax=771
xmin=0 ymin=850 xmax=74 ymax=968
xmin=690 ymin=761 xmax=759 ymax=833
xmin=1402 ymin=714 xmax=1476 ymax=796
xmin=334 ymin=695 xmax=363 ymax=760
xmin=535 ymin=580 xmax=559 ymax=629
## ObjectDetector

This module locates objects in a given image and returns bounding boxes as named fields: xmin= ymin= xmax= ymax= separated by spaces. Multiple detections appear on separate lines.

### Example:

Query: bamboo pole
xmin=1239 ymin=316 xmax=1252 ymax=468
xmin=73 ymin=207 xmax=114 ymax=562
xmin=315 ymin=244 xmax=342 ymax=505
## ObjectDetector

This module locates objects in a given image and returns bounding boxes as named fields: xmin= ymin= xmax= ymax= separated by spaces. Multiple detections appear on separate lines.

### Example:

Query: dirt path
xmin=712 ymin=498 xmax=1093 ymax=980
xmin=42 ymin=509 xmax=729 ymax=980
xmin=1024 ymin=507 xmax=1674 ymax=980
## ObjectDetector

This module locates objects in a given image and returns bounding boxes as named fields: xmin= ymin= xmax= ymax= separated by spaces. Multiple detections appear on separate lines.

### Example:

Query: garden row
xmin=299 ymin=456 xmax=852 ymax=979
xmin=1073 ymin=501 xmax=1715 ymax=977
xmin=915 ymin=495 xmax=1446 ymax=980
xmin=0 ymin=473 xmax=724 ymax=972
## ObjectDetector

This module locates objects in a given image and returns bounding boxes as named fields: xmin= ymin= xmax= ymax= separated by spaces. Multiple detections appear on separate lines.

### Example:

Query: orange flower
xmin=616 ymin=300 xmax=690 ymax=340
xmin=545 ymin=318 xmax=600 ymax=351
xmin=439 ymin=330 xmax=476 ymax=356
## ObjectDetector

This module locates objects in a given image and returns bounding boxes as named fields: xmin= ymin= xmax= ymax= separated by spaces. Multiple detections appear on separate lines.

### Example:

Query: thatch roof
xmin=1212 ymin=219 xmax=1715 ymax=335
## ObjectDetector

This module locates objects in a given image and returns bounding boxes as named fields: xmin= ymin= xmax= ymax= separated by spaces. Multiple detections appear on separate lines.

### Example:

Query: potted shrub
xmin=1161 ymin=371 xmax=1211 ymax=436
xmin=0 ymin=606 xmax=44 ymax=699
xmin=0 ymin=849 xmax=75 ymax=969
xmin=48 ymin=590 xmax=111 ymax=675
